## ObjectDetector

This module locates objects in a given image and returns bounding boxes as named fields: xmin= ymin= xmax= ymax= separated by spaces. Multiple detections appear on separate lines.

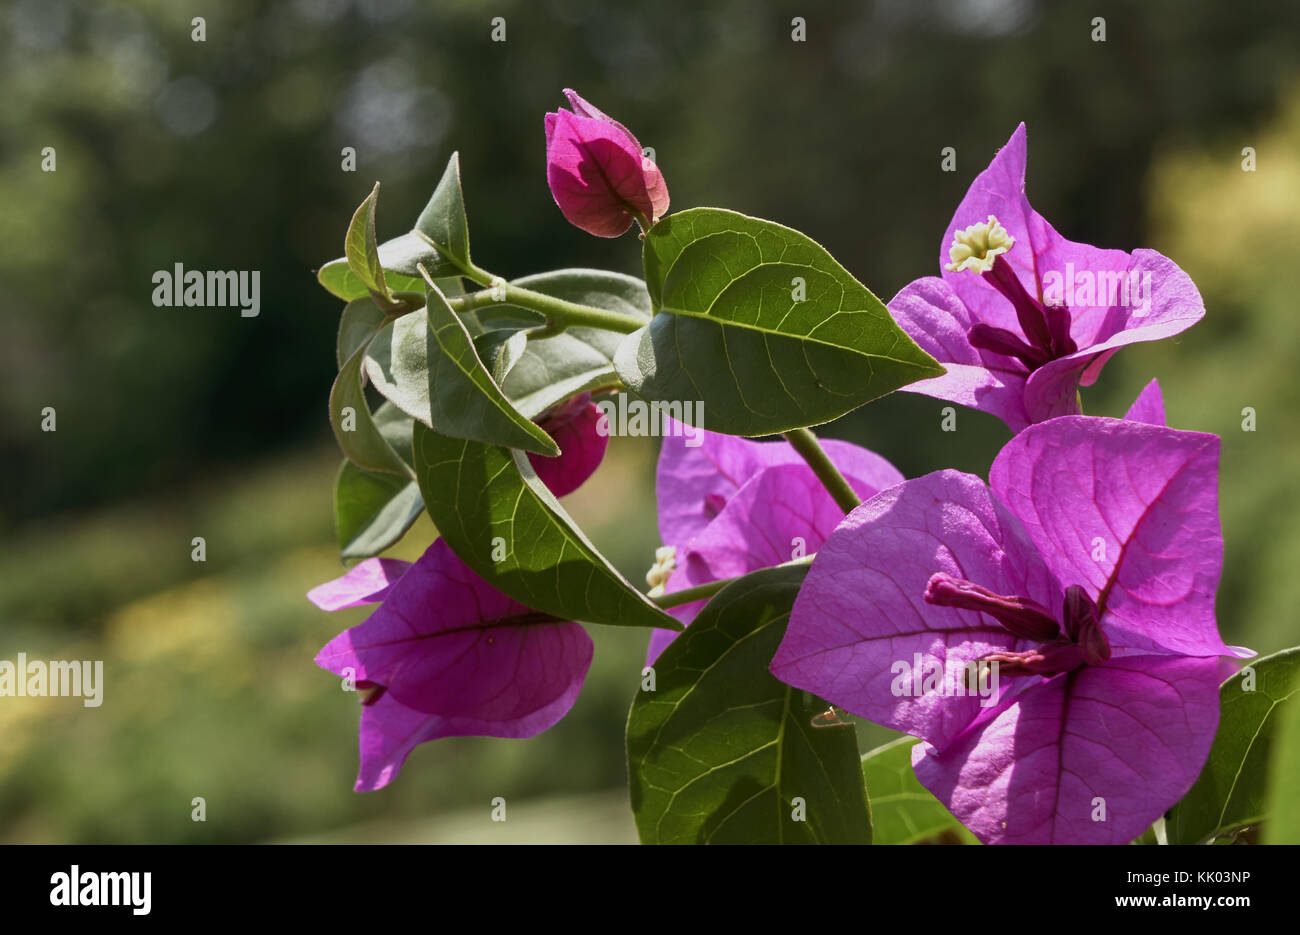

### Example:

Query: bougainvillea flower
xmin=545 ymin=88 xmax=669 ymax=238
xmin=888 ymin=125 xmax=1205 ymax=433
xmin=645 ymin=424 xmax=903 ymax=663
xmin=771 ymin=416 xmax=1252 ymax=844
xmin=527 ymin=393 xmax=607 ymax=497
xmin=312 ymin=540 xmax=593 ymax=791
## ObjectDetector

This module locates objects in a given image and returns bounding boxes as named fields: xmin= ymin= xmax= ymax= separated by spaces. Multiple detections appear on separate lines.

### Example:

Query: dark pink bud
xmin=527 ymin=393 xmax=608 ymax=498
xmin=544 ymin=89 xmax=669 ymax=238
xmin=924 ymin=572 xmax=1061 ymax=642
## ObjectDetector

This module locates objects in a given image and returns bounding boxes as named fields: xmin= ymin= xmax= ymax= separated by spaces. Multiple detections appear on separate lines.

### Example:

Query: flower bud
xmin=528 ymin=393 xmax=607 ymax=497
xmin=544 ymin=88 xmax=669 ymax=238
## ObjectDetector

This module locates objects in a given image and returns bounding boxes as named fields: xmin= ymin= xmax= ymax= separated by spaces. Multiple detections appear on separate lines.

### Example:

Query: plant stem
xmin=428 ymin=250 xmax=646 ymax=333
xmin=782 ymin=427 xmax=862 ymax=514
xmin=651 ymin=554 xmax=814 ymax=610
xmin=447 ymin=282 xmax=646 ymax=334
xmin=459 ymin=260 xmax=497 ymax=288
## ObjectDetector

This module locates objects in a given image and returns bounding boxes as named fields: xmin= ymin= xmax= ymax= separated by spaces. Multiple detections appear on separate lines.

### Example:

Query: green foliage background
xmin=1 ymin=0 xmax=1297 ymax=842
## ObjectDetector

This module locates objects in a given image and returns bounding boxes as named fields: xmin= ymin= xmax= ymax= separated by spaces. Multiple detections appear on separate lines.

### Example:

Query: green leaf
xmin=496 ymin=270 xmax=650 ymax=419
xmin=336 ymin=298 xmax=389 ymax=369
xmin=365 ymin=307 xmax=530 ymax=429
xmin=334 ymin=402 xmax=423 ymax=560
xmin=335 ymin=463 xmax=423 ymax=561
xmin=461 ymin=305 xmax=547 ymax=337
xmin=335 ymin=464 xmax=422 ymax=561
xmin=627 ymin=565 xmax=871 ymax=844
xmin=363 ymin=300 xmax=551 ymax=446
xmin=362 ymin=309 xmax=431 ymax=424
xmin=619 ymin=207 xmax=944 ymax=436
xmin=475 ymin=328 xmax=529 ymax=383
xmin=365 ymin=269 xmax=646 ymax=427
xmin=330 ymin=341 xmax=414 ymax=478
xmin=317 ymin=154 xmax=469 ymax=301
xmin=319 ymin=234 xmax=459 ymax=301
xmin=412 ymin=423 xmax=679 ymax=631
xmin=860 ymin=737 xmax=978 ymax=845
xmin=414 ymin=151 xmax=471 ymax=269
xmin=1167 ymin=647 xmax=1300 ymax=844
xmin=344 ymin=182 xmax=392 ymax=301
xmin=420 ymin=274 xmax=559 ymax=456
xmin=1263 ymin=656 xmax=1300 ymax=844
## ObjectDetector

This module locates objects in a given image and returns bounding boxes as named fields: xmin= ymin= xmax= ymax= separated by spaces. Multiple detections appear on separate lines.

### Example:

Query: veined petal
xmin=1022 ymin=251 xmax=1205 ymax=423
xmin=1124 ymin=378 xmax=1166 ymax=426
xmin=354 ymin=674 xmax=588 ymax=792
xmin=990 ymin=416 xmax=1230 ymax=657
xmin=912 ymin=654 xmax=1222 ymax=844
xmin=771 ymin=469 xmax=1059 ymax=750
xmin=560 ymin=89 xmax=668 ymax=220
xmin=307 ymin=557 xmax=411 ymax=611
xmin=888 ymin=276 xmax=1031 ymax=431
xmin=680 ymin=463 xmax=880 ymax=583
xmin=315 ymin=539 xmax=593 ymax=722
xmin=655 ymin=420 xmax=902 ymax=549
xmin=1059 ymin=249 xmax=1205 ymax=352
xmin=647 ymin=455 xmax=899 ymax=665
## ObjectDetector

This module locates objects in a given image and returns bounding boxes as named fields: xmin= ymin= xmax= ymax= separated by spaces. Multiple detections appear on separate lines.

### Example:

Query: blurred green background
xmin=2 ymin=0 xmax=1297 ymax=843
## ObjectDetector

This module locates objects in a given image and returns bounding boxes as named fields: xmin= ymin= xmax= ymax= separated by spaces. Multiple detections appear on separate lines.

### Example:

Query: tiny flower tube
xmin=526 ymin=393 xmax=607 ymax=497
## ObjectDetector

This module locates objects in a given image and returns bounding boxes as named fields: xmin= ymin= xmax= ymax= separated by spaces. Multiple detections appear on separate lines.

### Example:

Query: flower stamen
xmin=945 ymin=215 xmax=1015 ymax=274
xmin=948 ymin=214 xmax=1079 ymax=364
xmin=645 ymin=545 xmax=677 ymax=597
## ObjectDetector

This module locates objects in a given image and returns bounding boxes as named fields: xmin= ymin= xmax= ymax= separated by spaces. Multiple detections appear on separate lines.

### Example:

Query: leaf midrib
xmin=657 ymin=303 xmax=932 ymax=368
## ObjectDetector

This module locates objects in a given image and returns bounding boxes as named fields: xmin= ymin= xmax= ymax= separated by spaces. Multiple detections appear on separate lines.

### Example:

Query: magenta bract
xmin=545 ymin=88 xmax=669 ymax=238
xmin=1123 ymin=377 xmax=1167 ymax=426
xmin=528 ymin=394 xmax=607 ymax=497
xmin=771 ymin=415 xmax=1250 ymax=843
xmin=312 ymin=540 xmax=592 ymax=791
xmin=888 ymin=125 xmax=1204 ymax=432
xmin=646 ymin=424 xmax=903 ymax=664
